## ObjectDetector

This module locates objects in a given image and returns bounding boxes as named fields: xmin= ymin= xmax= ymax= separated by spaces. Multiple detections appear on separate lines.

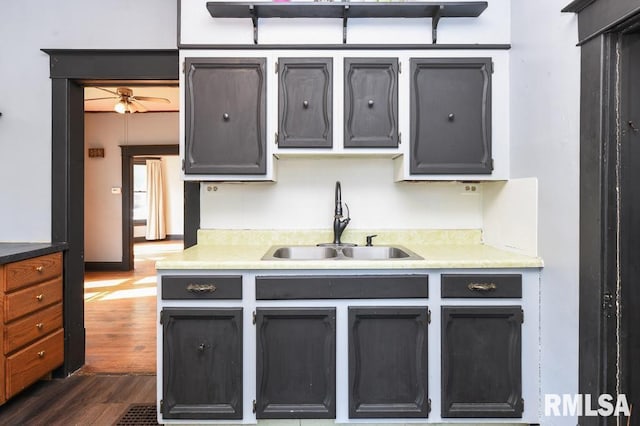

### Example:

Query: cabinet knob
xmin=36 ymin=294 xmax=44 ymax=302
xmin=368 ymin=99 xmax=374 ymax=108
xmin=36 ymin=322 xmax=44 ymax=330
xmin=35 ymin=266 xmax=44 ymax=273
xmin=38 ymin=351 xmax=45 ymax=358
xmin=448 ymin=113 xmax=455 ymax=121
xmin=198 ymin=343 xmax=206 ymax=352
xmin=223 ymin=113 xmax=230 ymax=121
xmin=303 ymin=100 xmax=309 ymax=109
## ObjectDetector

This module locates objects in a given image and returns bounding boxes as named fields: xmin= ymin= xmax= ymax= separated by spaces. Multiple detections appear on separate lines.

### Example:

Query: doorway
xmin=46 ymin=50 xmax=202 ymax=375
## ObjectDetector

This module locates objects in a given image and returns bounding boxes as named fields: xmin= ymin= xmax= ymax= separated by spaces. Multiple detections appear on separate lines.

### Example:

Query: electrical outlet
xmin=462 ymin=184 xmax=478 ymax=194
xmin=111 ymin=187 xmax=121 ymax=194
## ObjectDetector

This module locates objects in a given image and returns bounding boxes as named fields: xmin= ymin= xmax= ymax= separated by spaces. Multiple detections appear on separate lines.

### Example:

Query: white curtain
xmin=145 ymin=159 xmax=166 ymax=240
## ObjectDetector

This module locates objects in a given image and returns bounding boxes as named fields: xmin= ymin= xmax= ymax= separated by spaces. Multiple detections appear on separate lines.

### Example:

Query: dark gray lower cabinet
xmin=255 ymin=308 xmax=336 ymax=419
xmin=441 ymin=306 xmax=523 ymax=418
xmin=348 ymin=306 xmax=429 ymax=418
xmin=161 ymin=308 xmax=243 ymax=419
xmin=410 ymin=57 xmax=493 ymax=174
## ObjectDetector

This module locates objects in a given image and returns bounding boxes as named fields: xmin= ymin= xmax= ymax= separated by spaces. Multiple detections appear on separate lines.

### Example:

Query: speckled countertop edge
xmin=156 ymin=229 xmax=543 ymax=270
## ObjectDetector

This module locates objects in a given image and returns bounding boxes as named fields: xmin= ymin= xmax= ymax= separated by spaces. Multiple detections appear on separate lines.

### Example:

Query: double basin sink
xmin=262 ymin=245 xmax=423 ymax=261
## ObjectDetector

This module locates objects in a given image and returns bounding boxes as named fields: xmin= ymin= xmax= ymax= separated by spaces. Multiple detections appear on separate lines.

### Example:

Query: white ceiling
xmin=84 ymin=85 xmax=179 ymax=113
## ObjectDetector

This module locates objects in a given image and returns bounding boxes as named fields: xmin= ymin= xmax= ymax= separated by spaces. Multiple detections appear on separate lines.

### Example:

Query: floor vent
xmin=115 ymin=403 xmax=158 ymax=426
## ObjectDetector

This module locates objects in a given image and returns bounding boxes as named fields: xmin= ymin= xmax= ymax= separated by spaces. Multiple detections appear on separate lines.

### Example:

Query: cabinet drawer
xmin=256 ymin=275 xmax=429 ymax=300
xmin=6 ymin=328 xmax=64 ymax=399
xmin=162 ymin=275 xmax=242 ymax=300
xmin=4 ymin=277 xmax=63 ymax=322
xmin=441 ymin=274 xmax=522 ymax=298
xmin=4 ymin=303 xmax=63 ymax=354
xmin=3 ymin=252 xmax=62 ymax=292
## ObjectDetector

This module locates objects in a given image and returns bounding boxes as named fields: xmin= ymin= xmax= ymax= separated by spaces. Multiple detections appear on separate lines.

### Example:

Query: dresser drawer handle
xmin=186 ymin=283 xmax=217 ymax=294
xmin=35 ymin=266 xmax=44 ymax=273
xmin=36 ymin=294 xmax=44 ymax=302
xmin=36 ymin=322 xmax=44 ymax=330
xmin=37 ymin=351 xmax=45 ymax=358
xmin=468 ymin=282 xmax=497 ymax=292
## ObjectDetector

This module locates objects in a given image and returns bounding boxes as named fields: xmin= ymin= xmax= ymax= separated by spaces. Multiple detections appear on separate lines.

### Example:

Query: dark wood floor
xmin=0 ymin=374 xmax=156 ymax=425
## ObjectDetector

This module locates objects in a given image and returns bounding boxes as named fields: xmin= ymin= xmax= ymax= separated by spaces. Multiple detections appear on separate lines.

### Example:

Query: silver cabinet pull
xmin=467 ymin=282 xmax=497 ymax=291
xmin=186 ymin=283 xmax=217 ymax=293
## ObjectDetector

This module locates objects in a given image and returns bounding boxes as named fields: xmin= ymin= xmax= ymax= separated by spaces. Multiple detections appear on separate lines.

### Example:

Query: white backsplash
xmin=200 ymin=157 xmax=484 ymax=230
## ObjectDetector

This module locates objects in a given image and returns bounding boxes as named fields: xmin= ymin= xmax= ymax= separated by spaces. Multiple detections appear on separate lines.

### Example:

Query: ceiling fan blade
xmin=93 ymin=87 xmax=120 ymax=96
xmin=132 ymin=96 xmax=171 ymax=104
xmin=131 ymin=99 xmax=148 ymax=113
xmin=84 ymin=96 xmax=118 ymax=102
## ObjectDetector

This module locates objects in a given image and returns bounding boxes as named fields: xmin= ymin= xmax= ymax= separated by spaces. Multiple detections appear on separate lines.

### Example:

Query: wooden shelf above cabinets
xmin=205 ymin=1 xmax=488 ymax=44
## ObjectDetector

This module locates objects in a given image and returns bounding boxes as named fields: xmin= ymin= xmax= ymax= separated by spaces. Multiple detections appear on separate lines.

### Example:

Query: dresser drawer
xmin=162 ymin=275 xmax=242 ymax=300
xmin=3 ymin=252 xmax=62 ymax=292
xmin=4 ymin=303 xmax=63 ymax=354
xmin=441 ymin=274 xmax=522 ymax=298
xmin=4 ymin=278 xmax=63 ymax=322
xmin=6 ymin=328 xmax=64 ymax=399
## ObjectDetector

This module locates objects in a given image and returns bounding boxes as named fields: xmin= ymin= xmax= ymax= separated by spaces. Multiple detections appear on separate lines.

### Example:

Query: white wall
xmin=510 ymin=3 xmax=580 ymax=425
xmin=84 ymin=112 xmax=181 ymax=262
xmin=0 ymin=0 xmax=176 ymax=242
xmin=201 ymin=157 xmax=484 ymax=230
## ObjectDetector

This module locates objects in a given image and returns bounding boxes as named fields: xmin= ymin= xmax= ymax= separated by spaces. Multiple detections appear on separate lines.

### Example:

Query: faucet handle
xmin=366 ymin=234 xmax=378 ymax=246
xmin=344 ymin=203 xmax=351 ymax=221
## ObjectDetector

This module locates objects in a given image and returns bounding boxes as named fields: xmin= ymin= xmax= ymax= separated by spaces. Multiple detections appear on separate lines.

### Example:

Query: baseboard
xmin=133 ymin=234 xmax=184 ymax=243
xmin=84 ymin=262 xmax=128 ymax=271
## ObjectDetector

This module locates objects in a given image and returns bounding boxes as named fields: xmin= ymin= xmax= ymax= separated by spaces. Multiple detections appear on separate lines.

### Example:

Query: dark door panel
xmin=344 ymin=58 xmax=398 ymax=148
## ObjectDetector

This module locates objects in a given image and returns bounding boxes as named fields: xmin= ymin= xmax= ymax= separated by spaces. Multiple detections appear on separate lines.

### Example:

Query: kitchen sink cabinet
xmin=441 ymin=306 xmax=523 ymax=418
xmin=255 ymin=308 xmax=336 ymax=419
xmin=440 ymin=274 xmax=525 ymax=418
xmin=348 ymin=306 xmax=430 ymax=418
xmin=409 ymin=57 xmax=493 ymax=175
xmin=344 ymin=58 xmax=399 ymax=148
xmin=158 ymin=268 xmax=539 ymax=424
xmin=184 ymin=57 xmax=267 ymax=175
xmin=277 ymin=58 xmax=333 ymax=148
xmin=161 ymin=308 xmax=243 ymax=420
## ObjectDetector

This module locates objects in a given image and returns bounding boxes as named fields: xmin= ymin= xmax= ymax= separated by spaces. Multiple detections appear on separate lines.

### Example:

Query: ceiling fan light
xmin=114 ymin=100 xmax=128 ymax=114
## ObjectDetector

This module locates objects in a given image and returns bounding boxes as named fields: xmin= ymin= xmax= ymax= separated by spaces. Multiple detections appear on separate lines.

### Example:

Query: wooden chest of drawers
xmin=0 ymin=251 xmax=64 ymax=403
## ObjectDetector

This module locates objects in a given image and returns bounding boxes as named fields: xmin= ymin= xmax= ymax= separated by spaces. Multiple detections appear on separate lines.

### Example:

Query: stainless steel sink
xmin=262 ymin=245 xmax=422 ymax=261
xmin=264 ymin=246 xmax=339 ymax=260
xmin=341 ymin=246 xmax=422 ymax=260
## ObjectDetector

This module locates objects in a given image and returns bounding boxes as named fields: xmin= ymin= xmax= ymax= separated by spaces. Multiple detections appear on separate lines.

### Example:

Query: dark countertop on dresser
xmin=0 ymin=243 xmax=67 ymax=265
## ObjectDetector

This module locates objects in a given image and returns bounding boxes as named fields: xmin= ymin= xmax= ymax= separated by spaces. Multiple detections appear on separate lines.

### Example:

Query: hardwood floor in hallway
xmin=82 ymin=240 xmax=183 ymax=374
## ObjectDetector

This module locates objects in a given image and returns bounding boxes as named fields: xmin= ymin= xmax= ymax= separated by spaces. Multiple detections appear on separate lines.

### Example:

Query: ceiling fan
xmin=85 ymin=87 xmax=170 ymax=114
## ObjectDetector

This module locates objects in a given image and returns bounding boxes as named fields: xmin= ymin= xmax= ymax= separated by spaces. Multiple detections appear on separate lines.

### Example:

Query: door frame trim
xmin=44 ymin=49 xmax=190 ymax=374
xmin=121 ymin=144 xmax=179 ymax=271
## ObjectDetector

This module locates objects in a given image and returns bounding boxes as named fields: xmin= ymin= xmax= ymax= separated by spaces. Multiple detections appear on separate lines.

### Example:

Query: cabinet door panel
xmin=344 ymin=58 xmax=398 ymax=148
xmin=278 ymin=58 xmax=333 ymax=148
xmin=256 ymin=308 xmax=336 ymax=419
xmin=410 ymin=58 xmax=492 ymax=174
xmin=349 ymin=306 xmax=429 ymax=418
xmin=441 ymin=306 xmax=523 ymax=418
xmin=185 ymin=58 xmax=266 ymax=174
xmin=162 ymin=308 xmax=242 ymax=419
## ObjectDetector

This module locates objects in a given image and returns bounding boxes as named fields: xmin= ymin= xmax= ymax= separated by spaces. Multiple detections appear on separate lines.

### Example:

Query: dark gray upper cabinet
xmin=161 ymin=308 xmax=243 ymax=420
xmin=349 ymin=306 xmax=429 ymax=418
xmin=344 ymin=58 xmax=398 ymax=148
xmin=255 ymin=308 xmax=336 ymax=419
xmin=441 ymin=306 xmax=523 ymax=418
xmin=410 ymin=57 xmax=493 ymax=174
xmin=185 ymin=58 xmax=266 ymax=174
xmin=278 ymin=58 xmax=333 ymax=148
